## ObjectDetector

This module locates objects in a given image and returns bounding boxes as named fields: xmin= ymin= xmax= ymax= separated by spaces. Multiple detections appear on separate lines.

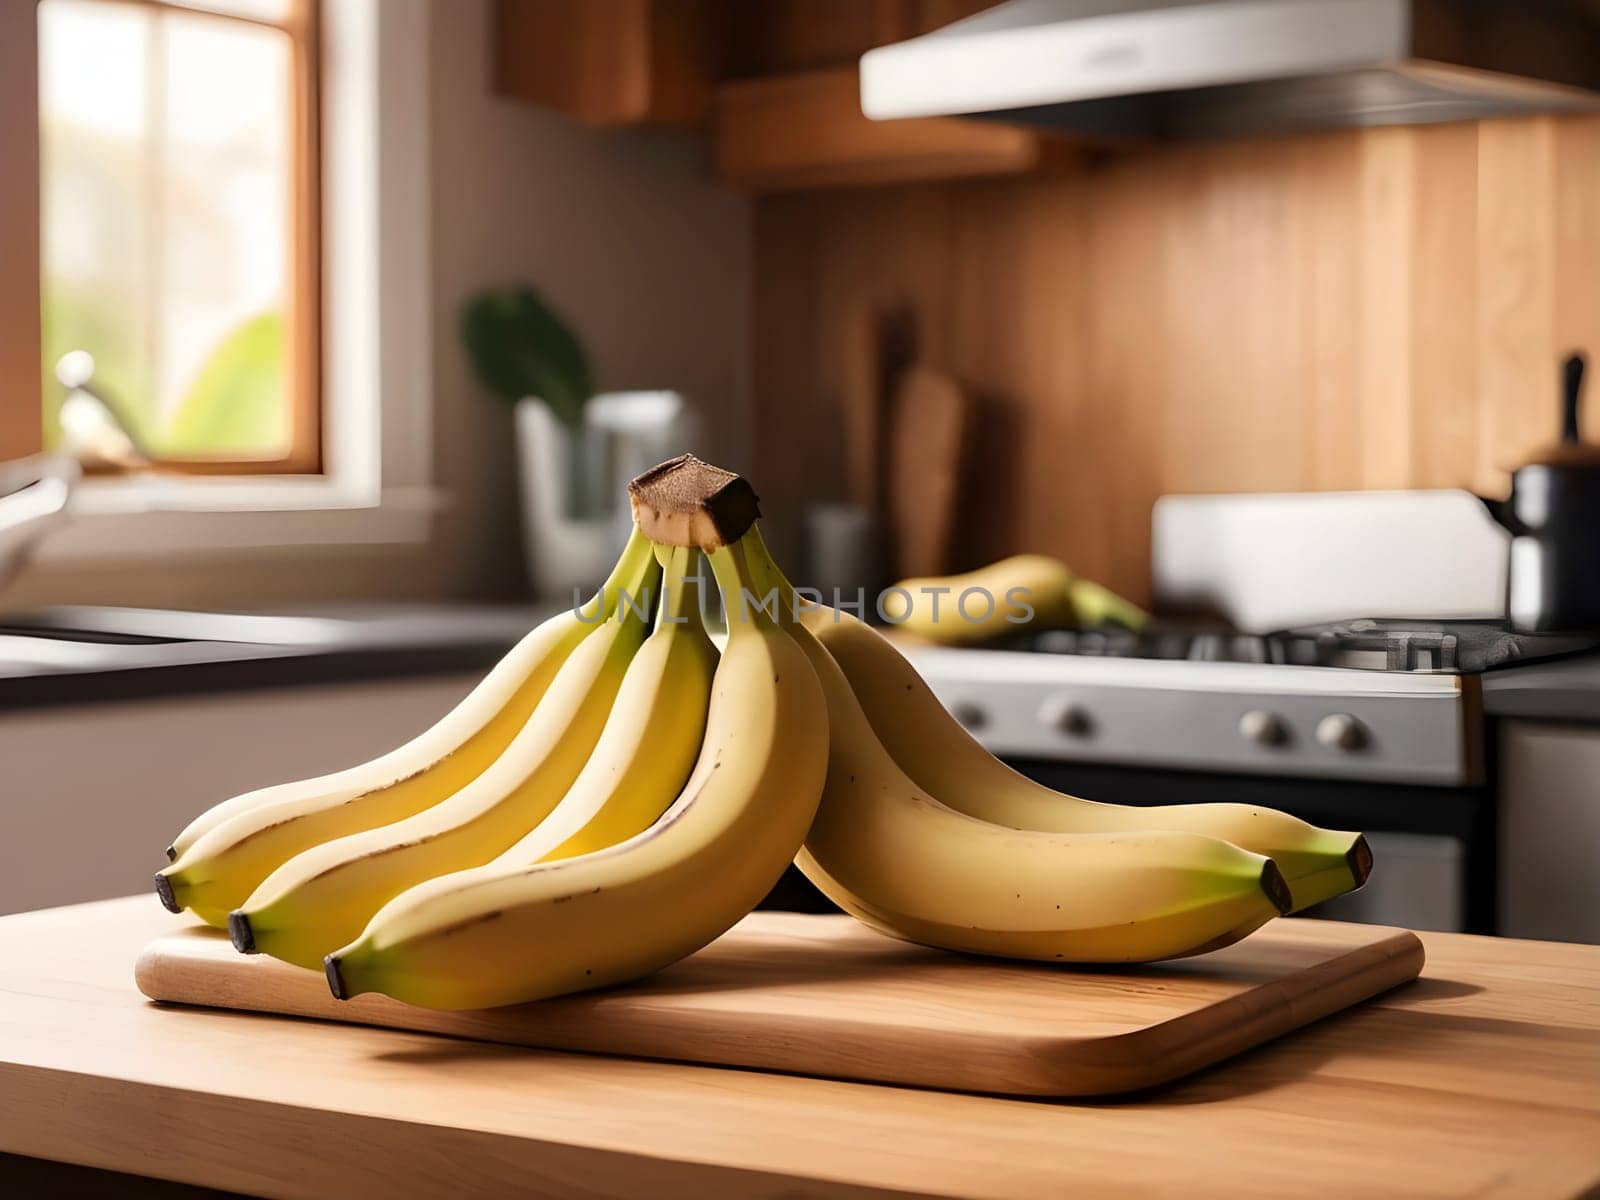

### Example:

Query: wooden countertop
xmin=2 ymin=899 xmax=1597 ymax=1199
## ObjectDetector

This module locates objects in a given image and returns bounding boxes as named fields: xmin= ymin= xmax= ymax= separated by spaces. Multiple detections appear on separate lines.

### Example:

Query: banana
xmin=794 ymin=601 xmax=1369 ymax=913
xmin=750 ymin=535 xmax=1290 ymax=962
xmin=477 ymin=544 xmax=715 ymax=866
xmin=881 ymin=555 xmax=1076 ymax=644
xmin=325 ymin=534 xmax=827 ymax=1011
xmin=1066 ymin=577 xmax=1149 ymax=631
xmin=797 ymin=850 xmax=1275 ymax=962
xmin=157 ymin=530 xmax=658 ymax=928
xmin=226 ymin=553 xmax=666 ymax=970
xmin=879 ymin=555 xmax=1148 ymax=644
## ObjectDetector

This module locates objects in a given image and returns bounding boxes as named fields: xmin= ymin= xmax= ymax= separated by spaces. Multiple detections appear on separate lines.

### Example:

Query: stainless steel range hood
xmin=860 ymin=0 xmax=1600 ymax=140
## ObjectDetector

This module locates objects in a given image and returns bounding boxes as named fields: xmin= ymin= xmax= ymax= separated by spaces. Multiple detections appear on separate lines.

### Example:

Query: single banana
xmin=325 ymin=534 xmax=827 ymax=1011
xmin=795 ymin=602 xmax=1369 ymax=913
xmin=480 ymin=544 xmax=715 ymax=866
xmin=226 ymin=554 xmax=664 ymax=970
xmin=790 ymin=863 xmax=1265 ymax=963
xmin=881 ymin=555 xmax=1076 ymax=645
xmin=879 ymin=555 xmax=1147 ymax=644
xmin=751 ymin=536 xmax=1291 ymax=962
xmin=160 ymin=540 xmax=656 ymax=870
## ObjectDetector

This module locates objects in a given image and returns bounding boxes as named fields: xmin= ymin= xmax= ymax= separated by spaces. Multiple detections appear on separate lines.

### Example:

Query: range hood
xmin=860 ymin=0 xmax=1600 ymax=140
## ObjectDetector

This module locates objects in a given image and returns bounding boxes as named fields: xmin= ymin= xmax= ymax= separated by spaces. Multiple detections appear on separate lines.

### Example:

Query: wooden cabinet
xmin=493 ymin=0 xmax=719 ymax=127
xmin=714 ymin=66 xmax=1070 ymax=192
xmin=718 ymin=0 xmax=993 ymax=79
xmin=0 ymin=675 xmax=477 ymax=916
xmin=491 ymin=0 xmax=1062 ymax=189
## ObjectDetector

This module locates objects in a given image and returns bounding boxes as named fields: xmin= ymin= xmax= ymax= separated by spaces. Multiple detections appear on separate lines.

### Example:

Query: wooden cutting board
xmin=135 ymin=912 xmax=1422 ymax=1098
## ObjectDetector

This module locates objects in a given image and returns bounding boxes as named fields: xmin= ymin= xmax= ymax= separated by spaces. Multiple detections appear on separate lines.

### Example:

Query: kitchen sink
xmin=0 ymin=605 xmax=537 ymax=686
xmin=0 ymin=606 xmax=350 ymax=676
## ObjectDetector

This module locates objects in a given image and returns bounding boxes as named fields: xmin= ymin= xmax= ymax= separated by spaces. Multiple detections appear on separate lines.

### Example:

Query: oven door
xmin=1311 ymin=832 xmax=1463 ymax=932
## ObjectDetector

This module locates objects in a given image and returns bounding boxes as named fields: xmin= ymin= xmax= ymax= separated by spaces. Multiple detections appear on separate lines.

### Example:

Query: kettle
xmin=1482 ymin=353 xmax=1600 ymax=632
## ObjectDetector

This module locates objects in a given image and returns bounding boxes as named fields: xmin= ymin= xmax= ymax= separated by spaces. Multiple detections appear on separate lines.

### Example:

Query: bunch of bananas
xmin=155 ymin=455 xmax=1368 ymax=1011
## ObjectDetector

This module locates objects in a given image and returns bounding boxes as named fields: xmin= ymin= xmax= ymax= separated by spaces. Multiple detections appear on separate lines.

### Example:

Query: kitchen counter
xmin=1 ymin=899 xmax=1597 ymax=1198
xmin=0 ymin=605 xmax=540 ymax=711
xmin=1484 ymin=652 xmax=1600 ymax=723
xmin=12 ymin=604 xmax=1600 ymax=723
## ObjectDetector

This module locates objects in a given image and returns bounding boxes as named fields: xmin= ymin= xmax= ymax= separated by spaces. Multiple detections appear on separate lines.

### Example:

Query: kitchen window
xmin=36 ymin=0 xmax=321 ymax=474
xmin=1 ymin=0 xmax=434 ymax=554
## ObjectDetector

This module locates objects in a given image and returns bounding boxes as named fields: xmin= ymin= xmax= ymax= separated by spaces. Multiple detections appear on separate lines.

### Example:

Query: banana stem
xmin=743 ymin=528 xmax=802 ymax=622
xmin=708 ymin=537 xmax=781 ymax=635
xmin=655 ymin=545 xmax=706 ymax=631
xmin=624 ymin=552 xmax=663 ymax=629
xmin=582 ymin=527 xmax=658 ymax=623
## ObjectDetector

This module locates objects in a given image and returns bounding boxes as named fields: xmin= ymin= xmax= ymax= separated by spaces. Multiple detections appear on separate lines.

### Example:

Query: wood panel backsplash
xmin=750 ymin=114 xmax=1600 ymax=604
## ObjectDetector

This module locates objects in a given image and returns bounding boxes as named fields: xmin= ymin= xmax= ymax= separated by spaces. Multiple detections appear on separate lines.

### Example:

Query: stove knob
xmin=1039 ymin=696 xmax=1093 ymax=737
xmin=1238 ymin=709 xmax=1288 ymax=747
xmin=950 ymin=702 xmax=988 ymax=732
xmin=1316 ymin=713 xmax=1368 ymax=752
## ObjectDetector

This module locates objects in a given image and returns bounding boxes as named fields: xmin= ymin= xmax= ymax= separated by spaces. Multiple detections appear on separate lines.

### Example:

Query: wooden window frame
xmin=16 ymin=0 xmax=322 ymax=476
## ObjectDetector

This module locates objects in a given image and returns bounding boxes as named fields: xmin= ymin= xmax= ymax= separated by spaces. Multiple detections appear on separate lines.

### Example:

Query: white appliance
xmin=1151 ymin=490 xmax=1508 ymax=631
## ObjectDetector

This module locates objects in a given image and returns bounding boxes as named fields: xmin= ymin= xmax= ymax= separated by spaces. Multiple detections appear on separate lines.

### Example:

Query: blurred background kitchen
xmin=2 ymin=0 xmax=1598 ymax=945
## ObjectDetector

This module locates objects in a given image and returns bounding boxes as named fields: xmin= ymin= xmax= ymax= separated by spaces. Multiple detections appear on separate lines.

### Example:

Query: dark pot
xmin=1482 ymin=353 xmax=1600 ymax=632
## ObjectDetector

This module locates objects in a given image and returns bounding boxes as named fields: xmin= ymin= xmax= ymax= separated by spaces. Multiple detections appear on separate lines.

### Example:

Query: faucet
xmin=53 ymin=351 xmax=150 ymax=471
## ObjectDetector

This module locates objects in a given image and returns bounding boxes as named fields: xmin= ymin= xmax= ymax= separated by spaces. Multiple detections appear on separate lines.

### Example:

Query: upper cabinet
xmin=493 ymin=0 xmax=720 ymax=127
xmin=491 ymin=0 xmax=1071 ymax=191
xmin=713 ymin=66 xmax=1075 ymax=192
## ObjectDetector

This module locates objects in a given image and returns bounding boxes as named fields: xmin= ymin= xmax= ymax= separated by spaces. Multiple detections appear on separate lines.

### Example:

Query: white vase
xmin=513 ymin=392 xmax=693 ymax=602
xmin=514 ymin=398 xmax=622 ymax=603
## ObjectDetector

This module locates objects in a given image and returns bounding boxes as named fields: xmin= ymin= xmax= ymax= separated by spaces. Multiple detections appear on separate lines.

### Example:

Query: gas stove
xmin=900 ymin=618 xmax=1598 ymax=788
xmin=999 ymin=618 xmax=1600 ymax=673
xmin=892 ymin=491 xmax=1600 ymax=936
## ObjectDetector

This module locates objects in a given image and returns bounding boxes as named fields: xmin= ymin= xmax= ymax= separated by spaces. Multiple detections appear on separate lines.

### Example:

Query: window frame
xmin=2 ymin=0 xmax=437 ymax=560
xmin=32 ymin=0 xmax=323 ymax=474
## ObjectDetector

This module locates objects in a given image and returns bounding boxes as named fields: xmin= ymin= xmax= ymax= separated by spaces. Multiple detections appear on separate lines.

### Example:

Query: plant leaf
xmin=164 ymin=312 xmax=286 ymax=456
xmin=460 ymin=287 xmax=592 ymax=427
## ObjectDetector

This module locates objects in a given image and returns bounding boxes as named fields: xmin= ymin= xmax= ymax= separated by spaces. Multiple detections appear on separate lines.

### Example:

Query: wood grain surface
xmin=714 ymin=66 xmax=1068 ymax=192
xmin=750 ymin=114 xmax=1600 ymax=602
xmin=886 ymin=365 xmax=971 ymax=578
xmin=493 ymin=0 xmax=716 ymax=127
xmin=135 ymin=912 xmax=1419 ymax=1098
xmin=2 ymin=898 xmax=1598 ymax=1198
xmin=840 ymin=303 xmax=885 ymax=510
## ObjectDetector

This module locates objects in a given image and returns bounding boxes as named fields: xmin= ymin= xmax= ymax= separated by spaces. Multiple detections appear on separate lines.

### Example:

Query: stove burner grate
xmin=1001 ymin=618 xmax=1600 ymax=674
